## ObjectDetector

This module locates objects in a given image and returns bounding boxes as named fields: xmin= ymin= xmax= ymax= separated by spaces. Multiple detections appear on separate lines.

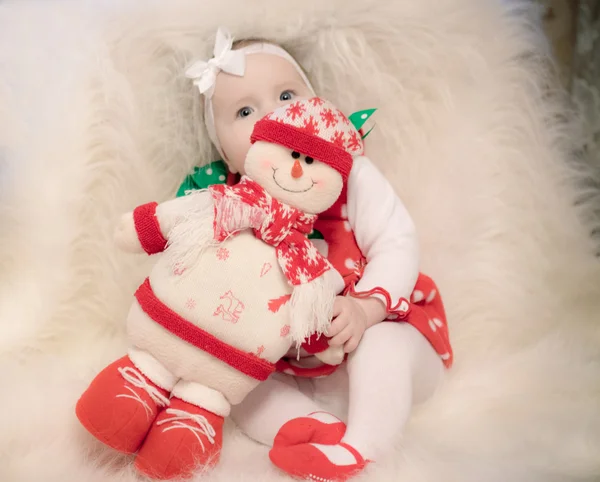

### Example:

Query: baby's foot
xmin=274 ymin=411 xmax=346 ymax=447
xmin=134 ymin=397 xmax=224 ymax=480
xmin=270 ymin=441 xmax=368 ymax=481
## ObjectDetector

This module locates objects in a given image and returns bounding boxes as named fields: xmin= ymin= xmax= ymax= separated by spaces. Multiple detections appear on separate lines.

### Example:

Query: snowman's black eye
xmin=291 ymin=151 xmax=300 ymax=159
xmin=305 ymin=156 xmax=314 ymax=165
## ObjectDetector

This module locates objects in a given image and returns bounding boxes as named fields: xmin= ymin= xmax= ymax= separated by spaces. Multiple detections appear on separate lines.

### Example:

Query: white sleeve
xmin=347 ymin=156 xmax=419 ymax=306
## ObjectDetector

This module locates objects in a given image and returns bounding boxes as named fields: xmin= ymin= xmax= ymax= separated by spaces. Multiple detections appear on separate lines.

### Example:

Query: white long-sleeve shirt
xmin=346 ymin=156 xmax=419 ymax=305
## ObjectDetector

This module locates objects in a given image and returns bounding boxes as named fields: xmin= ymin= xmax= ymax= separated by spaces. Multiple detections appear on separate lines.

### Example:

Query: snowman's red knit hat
xmin=250 ymin=97 xmax=363 ymax=181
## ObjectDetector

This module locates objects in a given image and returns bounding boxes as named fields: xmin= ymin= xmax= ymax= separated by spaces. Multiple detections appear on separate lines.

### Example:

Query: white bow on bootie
xmin=185 ymin=27 xmax=246 ymax=96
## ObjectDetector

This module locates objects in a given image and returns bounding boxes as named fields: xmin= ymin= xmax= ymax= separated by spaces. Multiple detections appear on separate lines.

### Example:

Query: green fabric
xmin=176 ymin=161 xmax=229 ymax=197
xmin=308 ymin=229 xmax=324 ymax=240
xmin=348 ymin=108 xmax=377 ymax=139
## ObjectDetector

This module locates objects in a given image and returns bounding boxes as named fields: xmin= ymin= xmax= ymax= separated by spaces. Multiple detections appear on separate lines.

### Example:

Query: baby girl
xmin=183 ymin=28 xmax=453 ymax=481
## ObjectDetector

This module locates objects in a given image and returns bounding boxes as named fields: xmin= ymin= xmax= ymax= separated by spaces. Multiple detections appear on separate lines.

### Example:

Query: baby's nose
xmin=291 ymin=159 xmax=303 ymax=179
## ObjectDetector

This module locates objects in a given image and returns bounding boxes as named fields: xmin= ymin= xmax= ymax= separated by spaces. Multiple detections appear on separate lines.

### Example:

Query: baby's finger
xmin=332 ymin=297 xmax=346 ymax=318
xmin=344 ymin=336 xmax=360 ymax=353
xmin=329 ymin=326 xmax=353 ymax=347
xmin=326 ymin=315 xmax=348 ymax=337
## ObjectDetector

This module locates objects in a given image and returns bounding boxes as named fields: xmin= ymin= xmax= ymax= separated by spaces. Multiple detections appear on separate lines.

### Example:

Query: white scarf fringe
xmin=165 ymin=191 xmax=217 ymax=270
xmin=289 ymin=275 xmax=335 ymax=348
xmin=165 ymin=193 xmax=265 ymax=271
xmin=213 ymin=196 xmax=265 ymax=238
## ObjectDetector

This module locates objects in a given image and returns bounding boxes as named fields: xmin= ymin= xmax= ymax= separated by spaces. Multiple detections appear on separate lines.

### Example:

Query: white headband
xmin=185 ymin=27 xmax=315 ymax=161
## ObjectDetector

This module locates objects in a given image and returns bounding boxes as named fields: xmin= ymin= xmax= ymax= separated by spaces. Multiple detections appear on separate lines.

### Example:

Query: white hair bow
xmin=185 ymin=27 xmax=246 ymax=96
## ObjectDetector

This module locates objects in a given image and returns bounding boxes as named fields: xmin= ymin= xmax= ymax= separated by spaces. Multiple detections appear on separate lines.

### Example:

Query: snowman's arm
xmin=114 ymin=192 xmax=213 ymax=254
xmin=314 ymin=345 xmax=345 ymax=366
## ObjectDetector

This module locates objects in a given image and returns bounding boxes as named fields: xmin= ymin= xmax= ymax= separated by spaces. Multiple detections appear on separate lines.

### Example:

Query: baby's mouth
xmin=272 ymin=167 xmax=314 ymax=193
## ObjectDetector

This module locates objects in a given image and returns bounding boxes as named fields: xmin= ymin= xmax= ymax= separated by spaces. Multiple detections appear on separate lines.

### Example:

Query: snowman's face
xmin=245 ymin=141 xmax=343 ymax=214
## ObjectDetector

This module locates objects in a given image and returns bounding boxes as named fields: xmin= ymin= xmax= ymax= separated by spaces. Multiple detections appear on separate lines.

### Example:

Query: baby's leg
xmin=231 ymin=372 xmax=334 ymax=447
xmin=342 ymin=322 xmax=443 ymax=459
xmin=269 ymin=323 xmax=443 ymax=480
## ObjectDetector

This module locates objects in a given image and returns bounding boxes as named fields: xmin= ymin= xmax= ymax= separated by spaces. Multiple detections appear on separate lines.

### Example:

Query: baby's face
xmin=211 ymin=53 xmax=313 ymax=173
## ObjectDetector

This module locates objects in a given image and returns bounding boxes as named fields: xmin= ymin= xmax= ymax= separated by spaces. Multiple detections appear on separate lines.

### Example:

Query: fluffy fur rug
xmin=1 ymin=0 xmax=600 ymax=481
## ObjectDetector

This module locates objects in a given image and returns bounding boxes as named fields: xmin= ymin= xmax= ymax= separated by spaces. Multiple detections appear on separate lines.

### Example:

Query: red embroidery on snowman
xmin=185 ymin=298 xmax=196 ymax=310
xmin=286 ymin=102 xmax=306 ymax=120
xmin=346 ymin=131 xmax=361 ymax=152
xmin=256 ymin=345 xmax=265 ymax=357
xmin=280 ymin=325 xmax=291 ymax=337
xmin=338 ymin=111 xmax=350 ymax=125
xmin=173 ymin=263 xmax=187 ymax=276
xmin=216 ymin=247 xmax=229 ymax=261
xmin=260 ymin=262 xmax=272 ymax=277
xmin=213 ymin=290 xmax=245 ymax=323
xmin=320 ymin=108 xmax=338 ymax=128
xmin=331 ymin=131 xmax=346 ymax=148
xmin=268 ymin=294 xmax=291 ymax=313
xmin=301 ymin=116 xmax=320 ymax=136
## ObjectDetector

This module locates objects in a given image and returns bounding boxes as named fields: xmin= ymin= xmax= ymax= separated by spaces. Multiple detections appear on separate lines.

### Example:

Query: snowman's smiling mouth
xmin=272 ymin=167 xmax=315 ymax=193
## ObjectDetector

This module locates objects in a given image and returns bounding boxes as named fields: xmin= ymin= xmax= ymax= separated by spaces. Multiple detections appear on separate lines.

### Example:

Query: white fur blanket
xmin=1 ymin=0 xmax=599 ymax=481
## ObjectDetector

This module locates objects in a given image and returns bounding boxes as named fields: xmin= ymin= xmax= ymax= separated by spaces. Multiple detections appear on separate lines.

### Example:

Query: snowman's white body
xmin=122 ymin=139 xmax=346 ymax=413
xmin=127 ymin=224 xmax=296 ymax=407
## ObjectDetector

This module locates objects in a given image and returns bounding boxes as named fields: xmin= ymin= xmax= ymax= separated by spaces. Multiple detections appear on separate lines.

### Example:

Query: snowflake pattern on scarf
xmin=210 ymin=177 xmax=332 ymax=286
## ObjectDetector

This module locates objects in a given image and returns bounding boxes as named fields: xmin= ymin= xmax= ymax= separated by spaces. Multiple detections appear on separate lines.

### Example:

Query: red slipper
xmin=270 ymin=441 xmax=368 ymax=481
xmin=274 ymin=412 xmax=346 ymax=447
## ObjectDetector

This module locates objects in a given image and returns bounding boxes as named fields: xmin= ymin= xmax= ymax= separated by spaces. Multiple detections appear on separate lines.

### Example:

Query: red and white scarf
xmin=210 ymin=177 xmax=332 ymax=286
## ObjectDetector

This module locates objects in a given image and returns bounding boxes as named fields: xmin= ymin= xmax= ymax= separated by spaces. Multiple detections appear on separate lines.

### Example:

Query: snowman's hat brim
xmin=251 ymin=118 xmax=352 ymax=182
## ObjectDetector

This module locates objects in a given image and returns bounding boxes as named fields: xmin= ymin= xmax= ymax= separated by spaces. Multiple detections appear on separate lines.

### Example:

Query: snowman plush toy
xmin=76 ymin=97 xmax=362 ymax=480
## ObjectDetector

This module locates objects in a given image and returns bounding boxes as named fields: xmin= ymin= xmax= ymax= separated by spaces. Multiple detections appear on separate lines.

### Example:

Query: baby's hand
xmin=327 ymin=296 xmax=369 ymax=353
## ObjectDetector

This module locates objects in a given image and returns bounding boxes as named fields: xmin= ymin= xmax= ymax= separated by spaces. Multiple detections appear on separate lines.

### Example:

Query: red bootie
xmin=270 ymin=442 xmax=368 ymax=482
xmin=274 ymin=412 xmax=346 ymax=447
xmin=134 ymin=397 xmax=224 ymax=480
xmin=75 ymin=355 xmax=170 ymax=454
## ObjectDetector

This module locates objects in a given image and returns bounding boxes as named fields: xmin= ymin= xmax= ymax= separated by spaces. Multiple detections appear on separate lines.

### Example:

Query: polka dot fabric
xmin=176 ymin=161 xmax=232 ymax=197
xmin=404 ymin=274 xmax=453 ymax=367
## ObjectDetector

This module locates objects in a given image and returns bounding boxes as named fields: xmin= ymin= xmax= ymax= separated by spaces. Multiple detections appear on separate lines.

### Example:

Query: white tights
xmin=230 ymin=322 xmax=444 ymax=460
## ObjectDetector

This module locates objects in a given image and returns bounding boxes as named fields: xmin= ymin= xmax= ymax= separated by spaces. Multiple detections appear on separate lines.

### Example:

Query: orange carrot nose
xmin=291 ymin=159 xmax=303 ymax=178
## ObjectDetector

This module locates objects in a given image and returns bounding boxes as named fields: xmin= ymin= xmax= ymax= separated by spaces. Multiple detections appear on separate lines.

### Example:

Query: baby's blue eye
xmin=280 ymin=90 xmax=294 ymax=102
xmin=237 ymin=107 xmax=254 ymax=118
